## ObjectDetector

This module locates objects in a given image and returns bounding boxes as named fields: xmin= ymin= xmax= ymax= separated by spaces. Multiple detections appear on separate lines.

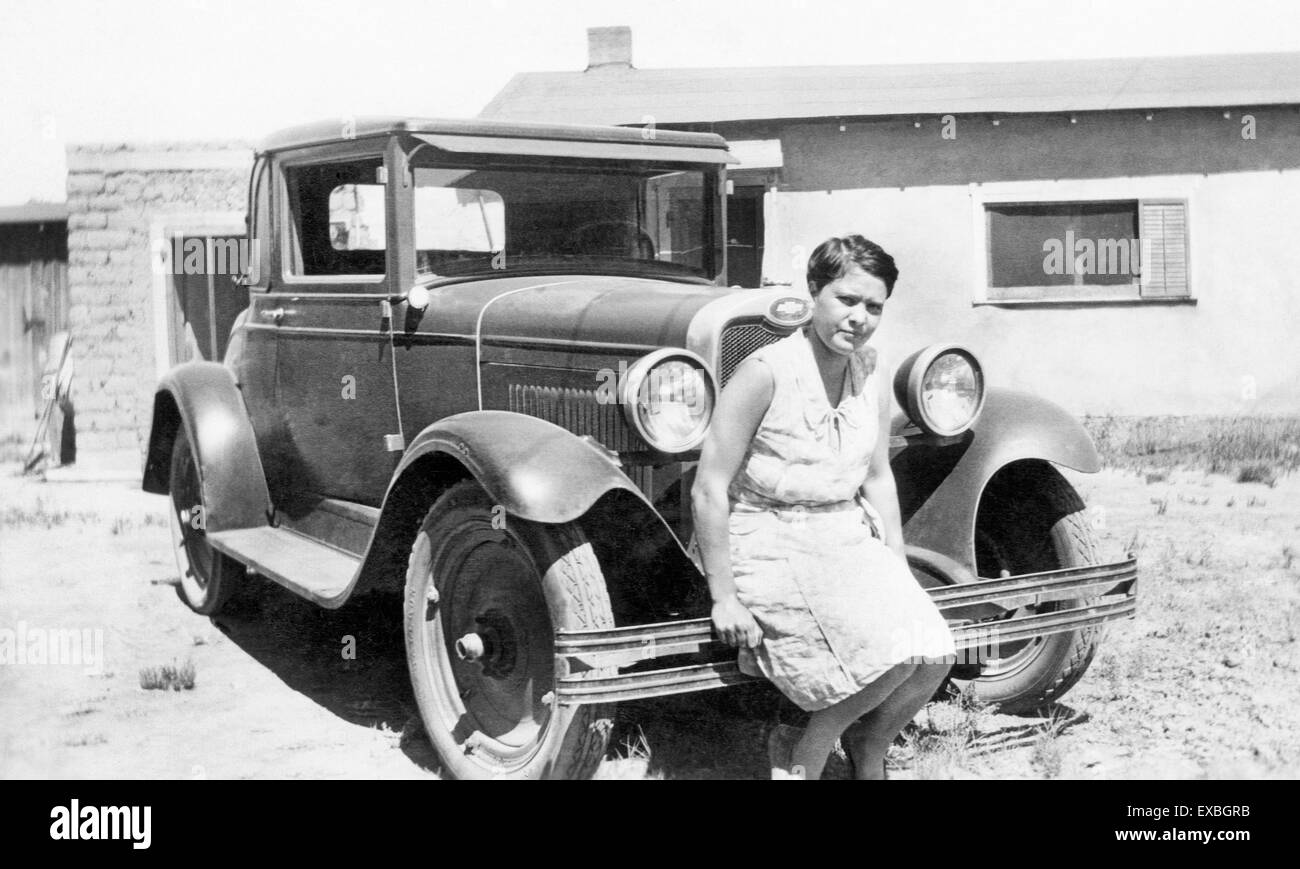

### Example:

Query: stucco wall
xmin=732 ymin=107 xmax=1300 ymax=415
xmin=64 ymin=143 xmax=251 ymax=467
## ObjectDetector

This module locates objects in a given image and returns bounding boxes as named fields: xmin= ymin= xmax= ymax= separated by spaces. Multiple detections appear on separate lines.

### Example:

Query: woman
xmin=692 ymin=235 xmax=956 ymax=780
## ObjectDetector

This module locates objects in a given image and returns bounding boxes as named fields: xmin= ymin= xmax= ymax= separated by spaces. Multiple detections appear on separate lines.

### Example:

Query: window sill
xmin=973 ymin=295 xmax=1196 ymax=308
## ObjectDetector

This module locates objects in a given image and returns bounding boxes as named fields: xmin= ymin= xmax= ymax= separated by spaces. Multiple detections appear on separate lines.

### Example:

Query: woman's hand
xmin=712 ymin=594 xmax=763 ymax=649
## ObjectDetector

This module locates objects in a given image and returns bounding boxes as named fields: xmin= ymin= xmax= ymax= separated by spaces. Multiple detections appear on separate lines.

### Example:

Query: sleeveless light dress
xmin=727 ymin=329 xmax=956 ymax=711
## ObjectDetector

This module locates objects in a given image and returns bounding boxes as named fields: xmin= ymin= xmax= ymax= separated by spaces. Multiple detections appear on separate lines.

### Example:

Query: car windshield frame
xmin=403 ymin=151 xmax=724 ymax=285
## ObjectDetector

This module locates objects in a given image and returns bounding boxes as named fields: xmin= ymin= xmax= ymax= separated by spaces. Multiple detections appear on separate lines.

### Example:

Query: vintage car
xmin=142 ymin=117 xmax=1137 ymax=780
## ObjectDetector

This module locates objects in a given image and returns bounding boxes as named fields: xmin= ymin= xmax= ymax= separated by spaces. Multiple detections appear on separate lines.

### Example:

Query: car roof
xmin=257 ymin=115 xmax=731 ymax=155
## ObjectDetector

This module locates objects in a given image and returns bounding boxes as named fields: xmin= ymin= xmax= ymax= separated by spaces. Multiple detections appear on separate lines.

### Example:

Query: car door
xmin=265 ymin=141 xmax=405 ymax=511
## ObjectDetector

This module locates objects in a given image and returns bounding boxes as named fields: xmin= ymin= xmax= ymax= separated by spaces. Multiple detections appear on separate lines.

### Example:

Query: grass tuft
xmin=1030 ymin=708 xmax=1072 ymax=778
xmin=139 ymin=660 xmax=196 ymax=691
xmin=594 ymin=726 xmax=662 ymax=780
xmin=903 ymin=684 xmax=989 ymax=779
xmin=1236 ymin=462 xmax=1278 ymax=486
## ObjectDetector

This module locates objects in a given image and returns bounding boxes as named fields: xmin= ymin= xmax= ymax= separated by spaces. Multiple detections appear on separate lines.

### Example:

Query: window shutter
xmin=1139 ymin=200 xmax=1188 ymax=297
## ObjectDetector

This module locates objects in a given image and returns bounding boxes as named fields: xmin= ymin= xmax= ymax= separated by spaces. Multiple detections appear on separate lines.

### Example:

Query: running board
xmin=207 ymin=526 xmax=359 ymax=608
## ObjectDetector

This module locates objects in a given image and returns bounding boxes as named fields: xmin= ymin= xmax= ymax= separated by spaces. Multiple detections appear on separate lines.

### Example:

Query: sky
xmin=2 ymin=0 xmax=1299 ymax=204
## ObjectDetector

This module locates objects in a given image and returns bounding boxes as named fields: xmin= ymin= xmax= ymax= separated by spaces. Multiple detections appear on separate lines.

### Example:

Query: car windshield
xmin=407 ymin=159 xmax=722 ymax=282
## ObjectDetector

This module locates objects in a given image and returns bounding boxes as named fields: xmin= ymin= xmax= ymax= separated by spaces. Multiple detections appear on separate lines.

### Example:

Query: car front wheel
xmin=168 ymin=426 xmax=244 ymax=615
xmin=403 ymin=479 xmax=617 ymax=779
xmin=948 ymin=463 xmax=1104 ymax=713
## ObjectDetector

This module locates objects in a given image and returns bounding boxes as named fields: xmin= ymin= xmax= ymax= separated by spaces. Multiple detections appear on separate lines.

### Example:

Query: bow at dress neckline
xmin=795 ymin=331 xmax=878 ymax=450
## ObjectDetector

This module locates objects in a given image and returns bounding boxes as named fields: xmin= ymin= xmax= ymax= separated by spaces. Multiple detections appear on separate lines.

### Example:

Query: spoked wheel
xmin=168 ymin=426 xmax=244 ymax=615
xmin=404 ymin=480 xmax=616 ymax=780
xmin=948 ymin=463 xmax=1104 ymax=713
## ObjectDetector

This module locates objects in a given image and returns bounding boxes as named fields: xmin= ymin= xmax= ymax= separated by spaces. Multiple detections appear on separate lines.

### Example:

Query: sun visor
xmin=414 ymin=133 xmax=738 ymax=165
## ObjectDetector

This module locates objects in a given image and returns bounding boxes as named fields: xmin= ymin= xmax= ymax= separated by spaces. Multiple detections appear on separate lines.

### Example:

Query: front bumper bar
xmin=554 ymin=555 xmax=1137 ymax=705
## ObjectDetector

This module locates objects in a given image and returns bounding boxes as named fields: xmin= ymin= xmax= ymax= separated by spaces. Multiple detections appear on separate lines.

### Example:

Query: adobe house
xmin=482 ymin=27 xmax=1300 ymax=415
xmin=62 ymin=143 xmax=251 ymax=470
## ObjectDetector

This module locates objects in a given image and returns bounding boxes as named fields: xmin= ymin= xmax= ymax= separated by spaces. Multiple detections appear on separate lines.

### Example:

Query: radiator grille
xmin=718 ymin=321 xmax=787 ymax=386
xmin=507 ymin=383 xmax=640 ymax=452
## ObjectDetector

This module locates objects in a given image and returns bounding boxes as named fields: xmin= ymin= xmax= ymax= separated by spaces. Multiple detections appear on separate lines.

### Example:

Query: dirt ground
xmin=1 ymin=462 xmax=1297 ymax=779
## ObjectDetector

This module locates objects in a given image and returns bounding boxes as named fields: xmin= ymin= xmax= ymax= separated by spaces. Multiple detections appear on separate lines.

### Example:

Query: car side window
xmin=283 ymin=157 xmax=386 ymax=276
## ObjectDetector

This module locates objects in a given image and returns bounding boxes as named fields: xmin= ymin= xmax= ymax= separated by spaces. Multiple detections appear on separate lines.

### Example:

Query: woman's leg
xmin=786 ymin=661 xmax=918 ymax=780
xmin=842 ymin=661 xmax=952 ymax=780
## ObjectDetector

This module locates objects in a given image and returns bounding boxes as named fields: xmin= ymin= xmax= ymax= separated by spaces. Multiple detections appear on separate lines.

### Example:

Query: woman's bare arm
xmin=691 ymin=357 xmax=773 ymax=648
xmin=860 ymin=355 xmax=907 ymax=564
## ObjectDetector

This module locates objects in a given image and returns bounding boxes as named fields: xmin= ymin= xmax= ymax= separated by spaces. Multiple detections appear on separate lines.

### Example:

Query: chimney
xmin=586 ymin=26 xmax=633 ymax=70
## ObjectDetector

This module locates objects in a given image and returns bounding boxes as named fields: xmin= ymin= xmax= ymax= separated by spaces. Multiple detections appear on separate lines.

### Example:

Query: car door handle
xmin=259 ymin=307 xmax=294 ymax=324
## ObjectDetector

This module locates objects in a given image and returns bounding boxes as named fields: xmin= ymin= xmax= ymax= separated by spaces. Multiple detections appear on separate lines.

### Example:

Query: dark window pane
xmin=988 ymin=201 xmax=1139 ymax=288
xmin=285 ymin=159 xmax=386 ymax=276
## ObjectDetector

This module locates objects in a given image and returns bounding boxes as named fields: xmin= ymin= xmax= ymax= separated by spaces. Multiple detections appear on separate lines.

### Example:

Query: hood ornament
xmin=764 ymin=296 xmax=812 ymax=329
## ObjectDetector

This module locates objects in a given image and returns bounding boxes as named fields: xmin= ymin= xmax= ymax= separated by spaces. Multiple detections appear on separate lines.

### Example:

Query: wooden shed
xmin=0 ymin=203 xmax=69 ymax=443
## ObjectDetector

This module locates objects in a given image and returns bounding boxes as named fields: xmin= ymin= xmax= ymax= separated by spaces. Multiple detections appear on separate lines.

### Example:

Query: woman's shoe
xmin=767 ymin=724 xmax=806 ymax=780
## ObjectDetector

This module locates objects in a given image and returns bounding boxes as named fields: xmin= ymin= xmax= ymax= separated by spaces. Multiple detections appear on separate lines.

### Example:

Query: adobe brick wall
xmin=64 ymin=142 xmax=251 ymax=468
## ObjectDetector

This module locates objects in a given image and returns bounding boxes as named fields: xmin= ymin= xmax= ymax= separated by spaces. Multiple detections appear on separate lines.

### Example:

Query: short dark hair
xmin=806 ymin=235 xmax=899 ymax=298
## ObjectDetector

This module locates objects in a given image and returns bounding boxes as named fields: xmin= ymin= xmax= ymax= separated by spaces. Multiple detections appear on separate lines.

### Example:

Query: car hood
xmin=416 ymin=274 xmax=734 ymax=353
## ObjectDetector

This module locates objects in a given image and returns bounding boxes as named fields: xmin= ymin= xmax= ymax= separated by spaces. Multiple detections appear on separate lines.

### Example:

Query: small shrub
xmin=1151 ymin=497 xmax=1168 ymax=515
xmin=139 ymin=660 xmax=196 ymax=691
xmin=1236 ymin=462 xmax=1278 ymax=486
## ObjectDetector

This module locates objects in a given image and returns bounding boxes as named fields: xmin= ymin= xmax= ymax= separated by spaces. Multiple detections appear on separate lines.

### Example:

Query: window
xmin=284 ymin=158 xmax=386 ymax=276
xmin=409 ymin=162 xmax=719 ymax=281
xmin=413 ymin=174 xmax=505 ymax=253
xmin=983 ymin=199 xmax=1188 ymax=302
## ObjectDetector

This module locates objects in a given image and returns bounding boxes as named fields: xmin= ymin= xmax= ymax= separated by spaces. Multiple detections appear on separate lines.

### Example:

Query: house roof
xmin=479 ymin=52 xmax=1300 ymax=126
xmin=0 ymin=202 xmax=68 ymax=225
xmin=257 ymin=115 xmax=729 ymax=155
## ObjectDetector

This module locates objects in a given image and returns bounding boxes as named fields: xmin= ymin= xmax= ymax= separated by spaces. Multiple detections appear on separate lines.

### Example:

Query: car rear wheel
xmin=948 ymin=464 xmax=1103 ymax=714
xmin=168 ymin=426 xmax=244 ymax=615
xmin=403 ymin=480 xmax=616 ymax=779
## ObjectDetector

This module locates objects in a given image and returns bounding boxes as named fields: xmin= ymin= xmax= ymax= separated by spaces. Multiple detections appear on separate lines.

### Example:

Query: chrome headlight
xmin=620 ymin=349 xmax=715 ymax=452
xmin=894 ymin=344 xmax=985 ymax=437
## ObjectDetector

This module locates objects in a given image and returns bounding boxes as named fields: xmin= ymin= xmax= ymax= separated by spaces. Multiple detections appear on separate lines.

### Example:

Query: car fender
xmin=894 ymin=388 xmax=1099 ymax=577
xmin=141 ymin=361 xmax=272 ymax=533
xmin=354 ymin=410 xmax=698 ymax=603
xmin=394 ymin=410 xmax=658 ymax=524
